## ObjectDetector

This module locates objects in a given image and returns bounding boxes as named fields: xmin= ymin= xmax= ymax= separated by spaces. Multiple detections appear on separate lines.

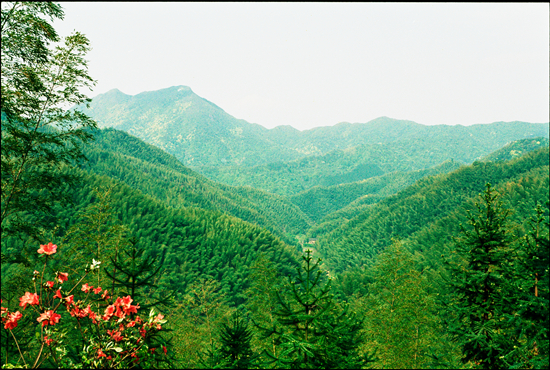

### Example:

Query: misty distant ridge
xmin=92 ymin=85 xmax=548 ymax=131
xmin=94 ymin=85 xmax=548 ymax=132
xmin=78 ymin=85 xmax=549 ymax=194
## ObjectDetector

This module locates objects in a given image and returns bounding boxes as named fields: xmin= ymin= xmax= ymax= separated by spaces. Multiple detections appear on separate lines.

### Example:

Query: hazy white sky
xmin=53 ymin=2 xmax=549 ymax=130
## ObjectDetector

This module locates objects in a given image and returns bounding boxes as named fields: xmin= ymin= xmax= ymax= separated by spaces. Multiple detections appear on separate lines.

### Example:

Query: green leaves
xmin=1 ymin=2 xmax=97 ymax=240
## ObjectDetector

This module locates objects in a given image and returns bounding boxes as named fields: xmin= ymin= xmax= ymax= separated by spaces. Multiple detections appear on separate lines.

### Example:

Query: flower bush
xmin=1 ymin=243 xmax=170 ymax=368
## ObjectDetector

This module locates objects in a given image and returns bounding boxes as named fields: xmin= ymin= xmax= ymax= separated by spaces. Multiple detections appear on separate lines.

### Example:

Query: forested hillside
xmin=2 ymin=166 xmax=302 ymax=307
xmin=289 ymin=159 xmax=461 ymax=223
xmin=315 ymin=146 xmax=549 ymax=274
xmin=82 ymin=128 xmax=313 ymax=242
xmin=2 ymin=3 xmax=548 ymax=368
xmin=77 ymin=86 xmax=301 ymax=167
xmin=79 ymin=87 xmax=549 ymax=195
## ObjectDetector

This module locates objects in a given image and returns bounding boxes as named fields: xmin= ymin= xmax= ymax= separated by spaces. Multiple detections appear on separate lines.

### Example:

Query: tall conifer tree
xmin=256 ymin=250 xmax=371 ymax=369
xmin=446 ymin=183 xmax=519 ymax=368
xmin=505 ymin=202 xmax=549 ymax=368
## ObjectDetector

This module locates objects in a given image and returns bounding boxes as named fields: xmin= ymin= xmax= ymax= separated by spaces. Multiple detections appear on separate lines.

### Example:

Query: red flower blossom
xmin=70 ymin=305 xmax=92 ymax=319
xmin=54 ymin=289 xmax=62 ymax=299
xmin=125 ymin=304 xmax=139 ymax=315
xmin=45 ymin=281 xmax=54 ymax=289
xmin=69 ymin=306 xmax=80 ymax=317
xmin=122 ymin=295 xmax=133 ymax=306
xmin=37 ymin=310 xmax=61 ymax=327
xmin=107 ymin=329 xmax=124 ymax=342
xmin=56 ymin=272 xmax=68 ymax=284
xmin=93 ymin=286 xmax=102 ymax=294
xmin=3 ymin=311 xmax=23 ymax=330
xmin=64 ymin=295 xmax=74 ymax=308
xmin=103 ymin=304 xmax=116 ymax=321
xmin=19 ymin=292 xmax=39 ymax=309
xmin=163 ymin=346 xmax=167 ymax=355
xmin=81 ymin=305 xmax=93 ymax=319
xmin=101 ymin=290 xmax=110 ymax=300
xmin=81 ymin=283 xmax=93 ymax=293
xmin=82 ymin=305 xmax=98 ymax=323
xmin=115 ymin=304 xmax=125 ymax=319
xmin=97 ymin=348 xmax=107 ymax=358
xmin=44 ymin=335 xmax=53 ymax=346
xmin=139 ymin=326 xmax=147 ymax=338
xmin=37 ymin=242 xmax=57 ymax=255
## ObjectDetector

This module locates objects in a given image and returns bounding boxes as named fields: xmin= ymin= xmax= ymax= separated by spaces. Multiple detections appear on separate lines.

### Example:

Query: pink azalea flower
xmin=54 ymin=289 xmax=62 ymax=299
xmin=3 ymin=311 xmax=23 ymax=330
xmin=37 ymin=310 xmax=61 ymax=327
xmin=103 ymin=304 xmax=115 ymax=321
xmin=19 ymin=292 xmax=39 ymax=309
xmin=37 ymin=242 xmax=57 ymax=255
xmin=64 ymin=295 xmax=74 ymax=307
xmin=56 ymin=272 xmax=68 ymax=284
xmin=81 ymin=283 xmax=93 ymax=293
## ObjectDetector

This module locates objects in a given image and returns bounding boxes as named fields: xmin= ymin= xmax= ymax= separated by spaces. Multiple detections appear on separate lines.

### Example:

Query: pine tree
xmin=506 ymin=202 xmax=549 ymax=368
xmin=446 ymin=183 xmax=520 ymax=368
xmin=245 ymin=253 xmax=285 ymax=357
xmin=256 ymin=250 xmax=371 ymax=369
xmin=62 ymin=185 xmax=128 ymax=291
xmin=103 ymin=237 xmax=172 ymax=310
xmin=208 ymin=311 xmax=258 ymax=369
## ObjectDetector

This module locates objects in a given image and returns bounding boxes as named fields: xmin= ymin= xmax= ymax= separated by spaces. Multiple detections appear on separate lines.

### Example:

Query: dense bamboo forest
xmin=1 ymin=2 xmax=549 ymax=369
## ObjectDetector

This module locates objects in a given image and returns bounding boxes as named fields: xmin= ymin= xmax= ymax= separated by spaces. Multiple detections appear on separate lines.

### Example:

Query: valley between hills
xmin=3 ymin=84 xmax=549 ymax=368
xmin=2 ymin=2 xmax=548 ymax=367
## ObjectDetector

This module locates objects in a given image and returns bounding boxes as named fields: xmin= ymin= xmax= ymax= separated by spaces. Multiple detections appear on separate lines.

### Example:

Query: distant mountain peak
xmin=103 ymin=88 xmax=129 ymax=96
xmin=175 ymin=85 xmax=193 ymax=93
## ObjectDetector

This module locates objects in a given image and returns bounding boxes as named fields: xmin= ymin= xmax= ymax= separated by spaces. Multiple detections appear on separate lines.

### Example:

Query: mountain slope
xmin=199 ymin=122 xmax=550 ymax=195
xmin=78 ymin=86 xmax=301 ymax=167
xmin=290 ymin=159 xmax=463 ymax=224
xmin=314 ymin=146 xmax=549 ymax=273
xmin=82 ymin=128 xmax=313 ymax=241
xmin=79 ymin=86 xmax=549 ymax=196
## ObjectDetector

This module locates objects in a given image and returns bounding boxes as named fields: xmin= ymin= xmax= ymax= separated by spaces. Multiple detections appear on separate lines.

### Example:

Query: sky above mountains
xmin=53 ymin=3 xmax=549 ymax=131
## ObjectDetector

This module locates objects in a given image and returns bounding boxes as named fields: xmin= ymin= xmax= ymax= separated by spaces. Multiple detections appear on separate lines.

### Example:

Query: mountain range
xmin=78 ymin=86 xmax=549 ymax=196
xmin=3 ymin=84 xmax=549 ymax=368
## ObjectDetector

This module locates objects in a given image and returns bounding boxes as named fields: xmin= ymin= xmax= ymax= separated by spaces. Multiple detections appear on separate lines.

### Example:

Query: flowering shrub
xmin=1 ymin=243 xmax=170 ymax=368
